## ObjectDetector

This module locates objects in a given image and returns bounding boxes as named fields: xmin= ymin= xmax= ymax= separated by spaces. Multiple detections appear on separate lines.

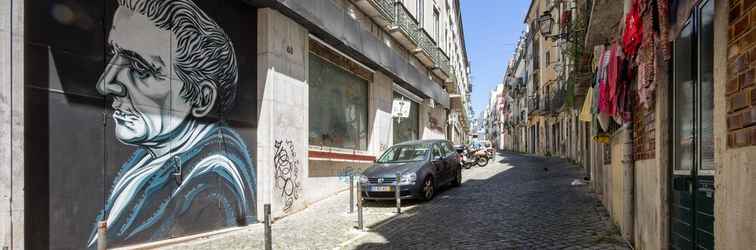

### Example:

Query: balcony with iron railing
xmin=389 ymin=1 xmax=419 ymax=49
xmin=353 ymin=0 xmax=455 ymax=81
xmin=354 ymin=0 xmax=396 ymax=27
xmin=414 ymin=29 xmax=436 ymax=67
xmin=546 ymin=87 xmax=566 ymax=114
xmin=432 ymin=47 xmax=451 ymax=78
xmin=527 ymin=95 xmax=542 ymax=116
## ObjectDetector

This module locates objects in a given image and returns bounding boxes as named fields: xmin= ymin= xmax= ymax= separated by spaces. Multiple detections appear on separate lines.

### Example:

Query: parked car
xmin=360 ymin=140 xmax=462 ymax=201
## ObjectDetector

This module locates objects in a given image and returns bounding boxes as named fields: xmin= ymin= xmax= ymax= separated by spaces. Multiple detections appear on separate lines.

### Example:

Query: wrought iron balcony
xmin=373 ymin=0 xmax=395 ymax=21
xmin=432 ymin=47 xmax=451 ymax=77
xmin=391 ymin=1 xmax=419 ymax=47
xmin=414 ymin=29 xmax=436 ymax=66
xmin=546 ymin=88 xmax=566 ymax=114
xmin=353 ymin=0 xmax=396 ymax=28
xmin=527 ymin=95 xmax=542 ymax=115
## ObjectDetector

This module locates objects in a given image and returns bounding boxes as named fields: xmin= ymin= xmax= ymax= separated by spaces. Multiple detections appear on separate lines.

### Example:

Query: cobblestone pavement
xmin=160 ymin=152 xmax=628 ymax=250
xmin=346 ymin=152 xmax=629 ymax=250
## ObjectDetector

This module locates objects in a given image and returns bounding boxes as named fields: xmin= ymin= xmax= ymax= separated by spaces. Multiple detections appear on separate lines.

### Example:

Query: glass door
xmin=670 ymin=1 xmax=715 ymax=249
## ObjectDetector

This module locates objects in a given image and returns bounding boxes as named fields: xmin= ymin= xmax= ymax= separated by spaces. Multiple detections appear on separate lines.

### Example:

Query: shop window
xmin=308 ymin=55 xmax=369 ymax=150
xmin=393 ymin=92 xmax=420 ymax=144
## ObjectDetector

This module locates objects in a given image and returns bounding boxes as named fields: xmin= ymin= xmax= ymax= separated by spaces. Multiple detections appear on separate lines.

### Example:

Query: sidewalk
xmin=159 ymin=189 xmax=410 ymax=250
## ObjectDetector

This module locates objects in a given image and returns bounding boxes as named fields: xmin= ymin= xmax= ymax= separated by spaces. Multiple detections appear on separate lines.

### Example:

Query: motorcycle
xmin=455 ymin=145 xmax=489 ymax=169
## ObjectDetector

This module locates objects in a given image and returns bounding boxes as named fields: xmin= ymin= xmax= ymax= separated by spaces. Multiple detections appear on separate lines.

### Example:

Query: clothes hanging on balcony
xmin=579 ymin=87 xmax=594 ymax=122
xmin=597 ymin=46 xmax=611 ymax=115
xmin=592 ymin=45 xmax=606 ymax=71
xmin=623 ymin=0 xmax=643 ymax=59
xmin=657 ymin=0 xmax=671 ymax=61
xmin=601 ymin=43 xmax=622 ymax=116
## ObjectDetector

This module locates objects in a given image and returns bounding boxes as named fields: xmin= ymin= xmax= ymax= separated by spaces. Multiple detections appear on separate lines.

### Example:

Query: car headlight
xmin=399 ymin=173 xmax=417 ymax=185
xmin=359 ymin=175 xmax=368 ymax=184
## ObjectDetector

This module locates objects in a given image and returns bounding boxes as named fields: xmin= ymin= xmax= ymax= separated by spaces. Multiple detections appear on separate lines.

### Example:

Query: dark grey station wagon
xmin=360 ymin=139 xmax=462 ymax=201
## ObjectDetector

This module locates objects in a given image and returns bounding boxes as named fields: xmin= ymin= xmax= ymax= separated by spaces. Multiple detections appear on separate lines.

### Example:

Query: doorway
xmin=670 ymin=0 xmax=715 ymax=249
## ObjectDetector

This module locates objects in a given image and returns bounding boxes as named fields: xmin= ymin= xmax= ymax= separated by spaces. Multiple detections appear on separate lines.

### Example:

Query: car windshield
xmin=377 ymin=144 xmax=430 ymax=163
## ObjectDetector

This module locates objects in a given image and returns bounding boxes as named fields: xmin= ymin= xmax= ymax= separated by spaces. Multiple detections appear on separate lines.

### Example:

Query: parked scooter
xmin=455 ymin=145 xmax=489 ymax=169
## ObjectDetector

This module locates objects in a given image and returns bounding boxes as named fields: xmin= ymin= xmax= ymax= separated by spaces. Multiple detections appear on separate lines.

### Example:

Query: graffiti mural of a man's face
xmin=97 ymin=8 xmax=189 ymax=144
xmin=89 ymin=0 xmax=254 ymax=248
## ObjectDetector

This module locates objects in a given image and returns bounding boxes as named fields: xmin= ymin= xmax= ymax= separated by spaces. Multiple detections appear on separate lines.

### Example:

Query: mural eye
xmin=131 ymin=67 xmax=150 ymax=80
xmin=130 ymin=62 xmax=152 ymax=80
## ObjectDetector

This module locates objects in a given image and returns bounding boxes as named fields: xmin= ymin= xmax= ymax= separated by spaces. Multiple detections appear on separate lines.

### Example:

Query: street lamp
xmin=537 ymin=10 xmax=569 ymax=41
xmin=537 ymin=11 xmax=554 ymax=37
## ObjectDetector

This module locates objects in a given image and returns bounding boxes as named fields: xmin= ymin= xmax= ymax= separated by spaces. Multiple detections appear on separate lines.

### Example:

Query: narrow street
xmin=163 ymin=152 xmax=628 ymax=250
xmin=347 ymin=152 xmax=628 ymax=249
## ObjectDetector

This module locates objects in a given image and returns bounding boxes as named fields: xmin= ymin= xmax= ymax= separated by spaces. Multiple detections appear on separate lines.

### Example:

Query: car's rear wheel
xmin=420 ymin=176 xmax=434 ymax=201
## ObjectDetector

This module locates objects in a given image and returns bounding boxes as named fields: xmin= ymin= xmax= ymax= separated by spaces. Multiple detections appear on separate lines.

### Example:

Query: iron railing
xmin=547 ymin=87 xmax=566 ymax=112
xmin=433 ymin=47 xmax=451 ymax=75
xmin=416 ymin=29 xmax=435 ymax=58
xmin=527 ymin=95 xmax=541 ymax=115
xmin=394 ymin=2 xmax=418 ymax=44
xmin=372 ymin=0 xmax=396 ymax=21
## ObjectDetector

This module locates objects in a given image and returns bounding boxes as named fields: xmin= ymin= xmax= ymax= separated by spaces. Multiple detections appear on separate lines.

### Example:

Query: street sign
xmin=392 ymin=99 xmax=411 ymax=118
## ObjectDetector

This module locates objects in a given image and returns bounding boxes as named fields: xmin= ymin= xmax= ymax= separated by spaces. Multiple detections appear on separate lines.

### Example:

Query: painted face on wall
xmin=96 ymin=8 xmax=194 ymax=145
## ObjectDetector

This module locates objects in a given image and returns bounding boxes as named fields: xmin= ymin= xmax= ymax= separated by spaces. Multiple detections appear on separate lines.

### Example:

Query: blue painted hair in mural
xmin=89 ymin=0 xmax=255 ymax=248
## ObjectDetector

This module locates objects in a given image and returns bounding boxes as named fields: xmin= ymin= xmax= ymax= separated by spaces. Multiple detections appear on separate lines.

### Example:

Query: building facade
xmin=0 ymin=0 xmax=472 ymax=249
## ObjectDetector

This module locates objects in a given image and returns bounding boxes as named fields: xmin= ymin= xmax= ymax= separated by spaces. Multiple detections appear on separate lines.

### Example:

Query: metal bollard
xmin=349 ymin=175 xmax=354 ymax=214
xmin=395 ymin=173 xmax=401 ymax=214
xmin=264 ymin=204 xmax=272 ymax=250
xmin=356 ymin=183 xmax=364 ymax=231
xmin=97 ymin=221 xmax=107 ymax=250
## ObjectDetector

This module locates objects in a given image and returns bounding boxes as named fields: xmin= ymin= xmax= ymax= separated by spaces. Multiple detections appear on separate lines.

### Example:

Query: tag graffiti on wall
xmin=274 ymin=140 xmax=302 ymax=211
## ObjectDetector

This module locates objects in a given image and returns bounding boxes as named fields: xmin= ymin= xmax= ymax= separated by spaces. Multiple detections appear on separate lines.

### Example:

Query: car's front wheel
xmin=419 ymin=176 xmax=434 ymax=201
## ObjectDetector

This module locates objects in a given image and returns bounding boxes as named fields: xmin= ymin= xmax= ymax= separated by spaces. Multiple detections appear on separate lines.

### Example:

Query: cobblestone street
xmin=159 ymin=152 xmax=627 ymax=250
xmin=347 ymin=152 xmax=628 ymax=249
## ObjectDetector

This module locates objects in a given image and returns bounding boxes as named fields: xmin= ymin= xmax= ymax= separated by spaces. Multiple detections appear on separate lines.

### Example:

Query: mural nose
xmin=96 ymin=63 xmax=126 ymax=97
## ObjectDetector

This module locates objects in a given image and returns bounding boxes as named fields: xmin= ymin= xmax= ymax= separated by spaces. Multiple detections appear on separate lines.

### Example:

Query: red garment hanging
xmin=606 ymin=43 xmax=622 ymax=116
xmin=623 ymin=0 xmax=643 ymax=58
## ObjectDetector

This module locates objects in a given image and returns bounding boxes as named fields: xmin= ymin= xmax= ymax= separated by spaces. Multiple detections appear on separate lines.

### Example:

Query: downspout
xmin=621 ymin=122 xmax=635 ymax=244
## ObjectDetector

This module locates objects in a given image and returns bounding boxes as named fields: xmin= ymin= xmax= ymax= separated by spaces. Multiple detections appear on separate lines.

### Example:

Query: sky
xmin=460 ymin=0 xmax=531 ymax=119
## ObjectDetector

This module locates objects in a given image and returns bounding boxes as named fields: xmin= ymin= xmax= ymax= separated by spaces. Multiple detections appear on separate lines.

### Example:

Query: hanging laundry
xmin=597 ymin=112 xmax=611 ymax=132
xmin=604 ymin=43 xmax=623 ymax=116
xmin=657 ymin=0 xmax=672 ymax=61
xmin=623 ymin=0 xmax=643 ymax=59
xmin=592 ymin=45 xmax=605 ymax=71
xmin=598 ymin=46 xmax=612 ymax=115
xmin=580 ymin=87 xmax=594 ymax=122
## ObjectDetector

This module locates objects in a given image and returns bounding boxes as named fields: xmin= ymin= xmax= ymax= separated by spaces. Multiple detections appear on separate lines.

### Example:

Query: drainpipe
xmin=621 ymin=123 xmax=635 ymax=244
